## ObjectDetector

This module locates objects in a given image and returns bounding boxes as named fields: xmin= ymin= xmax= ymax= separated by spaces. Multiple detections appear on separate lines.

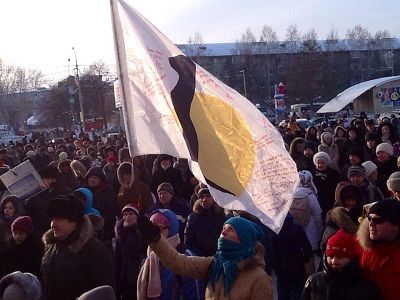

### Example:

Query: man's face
xmin=51 ymin=217 xmax=77 ymax=241
xmin=199 ymin=193 xmax=214 ymax=209
xmin=220 ymin=224 xmax=240 ymax=243
xmin=327 ymin=255 xmax=351 ymax=271
xmin=158 ymin=190 xmax=173 ymax=205
xmin=368 ymin=213 xmax=400 ymax=243
xmin=87 ymin=175 xmax=101 ymax=188
xmin=349 ymin=174 xmax=364 ymax=186
xmin=160 ymin=159 xmax=172 ymax=170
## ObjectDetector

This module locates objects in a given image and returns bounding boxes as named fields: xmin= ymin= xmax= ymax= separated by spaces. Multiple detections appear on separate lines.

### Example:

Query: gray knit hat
xmin=157 ymin=182 xmax=174 ymax=195
xmin=387 ymin=171 xmax=400 ymax=192
xmin=347 ymin=165 xmax=367 ymax=178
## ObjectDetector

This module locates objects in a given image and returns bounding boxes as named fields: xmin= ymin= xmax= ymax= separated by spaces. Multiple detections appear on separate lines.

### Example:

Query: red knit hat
xmin=11 ymin=216 xmax=33 ymax=235
xmin=326 ymin=229 xmax=357 ymax=259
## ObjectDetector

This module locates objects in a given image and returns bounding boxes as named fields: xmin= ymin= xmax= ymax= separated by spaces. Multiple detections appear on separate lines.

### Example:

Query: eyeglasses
xmin=367 ymin=216 xmax=386 ymax=224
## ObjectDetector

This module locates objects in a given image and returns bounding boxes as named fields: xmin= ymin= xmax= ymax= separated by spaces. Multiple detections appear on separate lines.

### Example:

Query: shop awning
xmin=317 ymin=76 xmax=400 ymax=113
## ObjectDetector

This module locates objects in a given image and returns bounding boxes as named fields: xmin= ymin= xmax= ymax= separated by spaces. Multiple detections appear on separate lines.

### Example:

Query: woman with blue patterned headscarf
xmin=137 ymin=214 xmax=273 ymax=299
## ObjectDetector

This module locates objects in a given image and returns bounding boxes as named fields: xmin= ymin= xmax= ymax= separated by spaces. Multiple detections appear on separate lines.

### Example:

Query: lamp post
xmin=72 ymin=47 xmax=85 ymax=132
xmin=240 ymin=69 xmax=247 ymax=98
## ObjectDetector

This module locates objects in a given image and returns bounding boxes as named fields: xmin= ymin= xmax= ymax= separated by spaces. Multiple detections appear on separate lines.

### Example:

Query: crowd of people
xmin=0 ymin=112 xmax=398 ymax=300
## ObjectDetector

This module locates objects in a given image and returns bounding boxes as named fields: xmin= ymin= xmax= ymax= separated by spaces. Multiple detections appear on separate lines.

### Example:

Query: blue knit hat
xmin=151 ymin=209 xmax=179 ymax=237
xmin=224 ymin=216 xmax=265 ymax=247
xmin=75 ymin=188 xmax=101 ymax=217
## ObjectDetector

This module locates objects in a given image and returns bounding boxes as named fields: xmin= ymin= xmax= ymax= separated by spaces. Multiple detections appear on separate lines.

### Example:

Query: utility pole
xmin=72 ymin=47 xmax=85 ymax=132
xmin=240 ymin=69 xmax=247 ymax=98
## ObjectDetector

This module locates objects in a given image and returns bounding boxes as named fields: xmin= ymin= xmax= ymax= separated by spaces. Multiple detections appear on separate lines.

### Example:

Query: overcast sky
xmin=1 ymin=0 xmax=399 ymax=81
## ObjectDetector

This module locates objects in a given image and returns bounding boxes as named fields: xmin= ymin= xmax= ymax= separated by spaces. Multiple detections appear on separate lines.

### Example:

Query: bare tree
xmin=346 ymin=24 xmax=371 ymax=49
xmin=257 ymin=25 xmax=279 ymax=99
xmin=234 ymin=28 xmax=257 ymax=56
xmin=285 ymin=24 xmax=301 ymax=51
xmin=325 ymin=27 xmax=341 ymax=51
xmin=373 ymin=30 xmax=394 ymax=49
xmin=185 ymin=31 xmax=208 ymax=62
xmin=302 ymin=28 xmax=320 ymax=52
xmin=260 ymin=26 xmax=278 ymax=43
xmin=83 ymin=60 xmax=111 ymax=77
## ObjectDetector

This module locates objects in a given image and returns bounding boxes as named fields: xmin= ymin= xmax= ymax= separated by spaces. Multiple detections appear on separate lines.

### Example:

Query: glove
xmin=137 ymin=213 xmax=161 ymax=244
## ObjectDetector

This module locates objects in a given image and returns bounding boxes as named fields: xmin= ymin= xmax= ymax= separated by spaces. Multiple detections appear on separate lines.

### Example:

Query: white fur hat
xmin=313 ymin=151 xmax=331 ymax=166
xmin=376 ymin=143 xmax=393 ymax=156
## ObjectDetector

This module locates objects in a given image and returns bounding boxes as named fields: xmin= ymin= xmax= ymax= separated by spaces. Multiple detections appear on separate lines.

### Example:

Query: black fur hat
xmin=47 ymin=194 xmax=85 ymax=223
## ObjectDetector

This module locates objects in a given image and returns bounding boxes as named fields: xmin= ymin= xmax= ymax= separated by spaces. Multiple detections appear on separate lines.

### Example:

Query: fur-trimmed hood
xmin=357 ymin=218 xmax=373 ymax=250
xmin=42 ymin=216 xmax=94 ymax=254
xmin=325 ymin=207 xmax=358 ymax=235
xmin=117 ymin=162 xmax=135 ymax=189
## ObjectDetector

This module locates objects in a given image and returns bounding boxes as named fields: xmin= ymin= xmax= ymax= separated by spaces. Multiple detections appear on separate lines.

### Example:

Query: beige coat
xmin=150 ymin=237 xmax=273 ymax=300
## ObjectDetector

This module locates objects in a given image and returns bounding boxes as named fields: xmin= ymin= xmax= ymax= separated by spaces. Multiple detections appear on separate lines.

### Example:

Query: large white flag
xmin=110 ymin=0 xmax=298 ymax=232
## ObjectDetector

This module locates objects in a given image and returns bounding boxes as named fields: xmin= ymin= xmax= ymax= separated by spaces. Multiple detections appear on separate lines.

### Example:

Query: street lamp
xmin=240 ymin=69 xmax=247 ymax=98
xmin=72 ymin=47 xmax=85 ymax=132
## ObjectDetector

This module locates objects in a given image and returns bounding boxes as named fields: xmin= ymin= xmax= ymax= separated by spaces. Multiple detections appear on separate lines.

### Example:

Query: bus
xmin=290 ymin=103 xmax=326 ymax=118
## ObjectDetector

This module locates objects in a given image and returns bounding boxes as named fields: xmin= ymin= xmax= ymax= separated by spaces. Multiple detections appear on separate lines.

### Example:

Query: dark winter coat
xmin=375 ymin=157 xmax=397 ymax=197
xmin=301 ymin=256 xmax=381 ymax=300
xmin=1 ymin=235 xmax=43 ymax=278
xmin=273 ymin=216 xmax=313 ymax=281
xmin=114 ymin=220 xmax=147 ymax=300
xmin=184 ymin=200 xmax=226 ymax=257
xmin=84 ymin=167 xmax=118 ymax=240
xmin=313 ymin=167 xmax=340 ymax=218
xmin=41 ymin=216 xmax=115 ymax=300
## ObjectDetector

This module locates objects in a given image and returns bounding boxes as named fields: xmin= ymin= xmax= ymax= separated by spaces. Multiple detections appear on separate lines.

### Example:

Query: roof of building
xmin=177 ymin=38 xmax=400 ymax=57
xmin=317 ymin=75 xmax=400 ymax=113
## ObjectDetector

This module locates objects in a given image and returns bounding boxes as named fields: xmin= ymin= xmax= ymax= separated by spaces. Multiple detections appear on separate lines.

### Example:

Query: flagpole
xmin=109 ymin=0 xmax=136 ymax=154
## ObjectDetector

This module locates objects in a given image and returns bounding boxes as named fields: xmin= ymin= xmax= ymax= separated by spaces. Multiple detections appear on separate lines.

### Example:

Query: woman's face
xmin=337 ymin=129 xmax=345 ymax=138
xmin=3 ymin=201 xmax=16 ymax=218
xmin=344 ymin=198 xmax=357 ymax=210
xmin=382 ymin=125 xmax=390 ymax=136
xmin=324 ymin=135 xmax=332 ymax=145
xmin=348 ymin=130 xmax=357 ymax=139
xmin=122 ymin=210 xmax=138 ymax=227
xmin=296 ymin=142 xmax=305 ymax=153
